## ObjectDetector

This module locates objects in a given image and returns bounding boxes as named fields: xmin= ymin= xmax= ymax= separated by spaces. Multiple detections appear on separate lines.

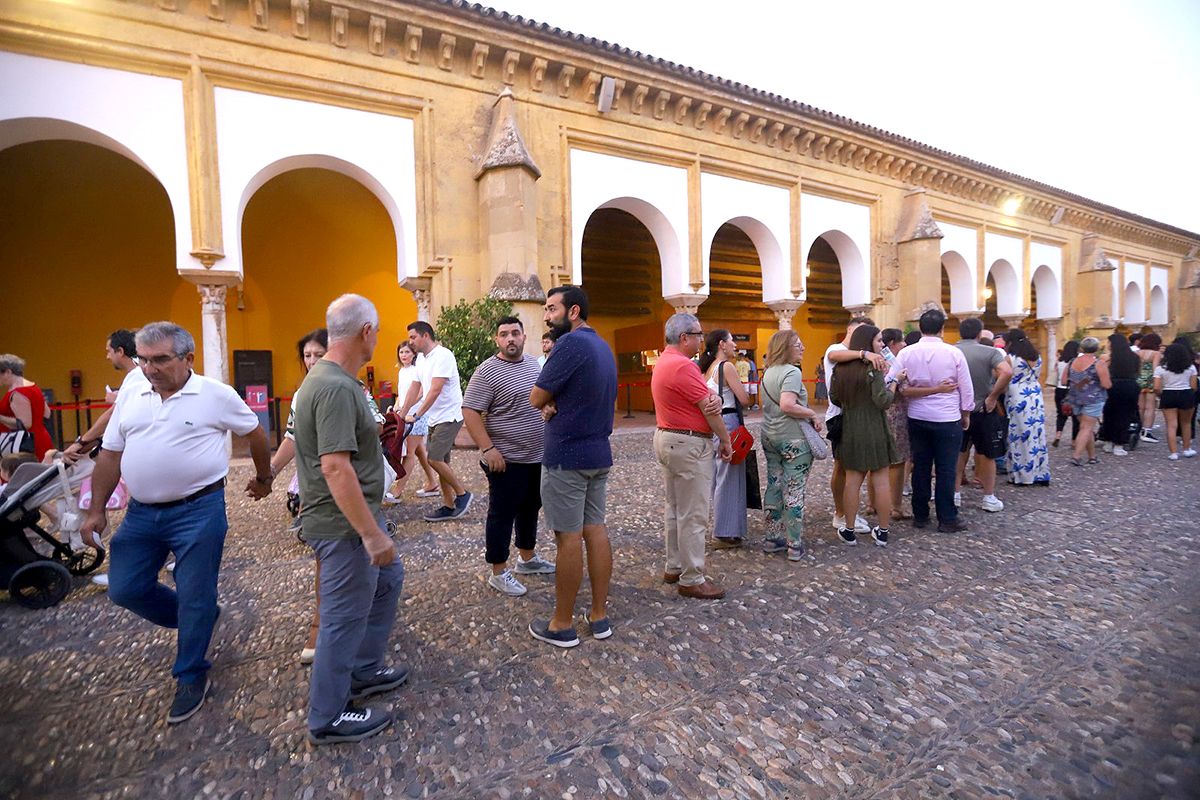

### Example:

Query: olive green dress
xmin=829 ymin=367 xmax=898 ymax=472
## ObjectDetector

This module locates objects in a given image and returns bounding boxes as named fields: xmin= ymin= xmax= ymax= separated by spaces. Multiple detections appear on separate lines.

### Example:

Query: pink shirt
xmin=887 ymin=336 xmax=974 ymax=423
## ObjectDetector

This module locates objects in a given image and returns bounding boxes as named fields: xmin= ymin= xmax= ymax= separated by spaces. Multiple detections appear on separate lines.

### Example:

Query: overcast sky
xmin=487 ymin=0 xmax=1199 ymax=235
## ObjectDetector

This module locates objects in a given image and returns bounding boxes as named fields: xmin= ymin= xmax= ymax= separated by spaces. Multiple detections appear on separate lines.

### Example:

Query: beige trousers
xmin=653 ymin=429 xmax=715 ymax=587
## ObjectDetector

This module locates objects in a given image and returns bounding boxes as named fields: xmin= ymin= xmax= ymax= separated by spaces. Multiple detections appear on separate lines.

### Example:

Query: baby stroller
xmin=0 ymin=458 xmax=105 ymax=609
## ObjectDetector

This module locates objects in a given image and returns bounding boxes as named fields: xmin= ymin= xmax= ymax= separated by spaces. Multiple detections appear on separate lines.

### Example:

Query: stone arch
xmin=941 ymin=250 xmax=976 ymax=314
xmin=237 ymin=155 xmax=407 ymax=280
xmin=593 ymin=196 xmax=685 ymax=299
xmin=1031 ymin=265 xmax=1061 ymax=319
xmin=1149 ymin=285 xmax=1167 ymax=325
xmin=709 ymin=216 xmax=784 ymax=302
xmin=1123 ymin=281 xmax=1145 ymax=324
xmin=809 ymin=230 xmax=869 ymax=307
xmin=986 ymin=259 xmax=1022 ymax=317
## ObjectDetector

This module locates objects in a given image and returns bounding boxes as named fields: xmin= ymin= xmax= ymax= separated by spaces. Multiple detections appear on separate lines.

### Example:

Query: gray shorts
xmin=426 ymin=419 xmax=463 ymax=463
xmin=541 ymin=466 xmax=610 ymax=533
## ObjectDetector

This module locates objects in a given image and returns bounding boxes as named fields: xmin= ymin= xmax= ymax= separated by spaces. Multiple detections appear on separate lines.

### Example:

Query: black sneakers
xmin=837 ymin=528 xmax=857 ymax=545
xmin=350 ymin=665 xmax=410 ymax=700
xmin=167 ymin=677 xmax=211 ymax=725
xmin=871 ymin=526 xmax=889 ymax=547
xmin=308 ymin=705 xmax=393 ymax=745
xmin=937 ymin=519 xmax=968 ymax=533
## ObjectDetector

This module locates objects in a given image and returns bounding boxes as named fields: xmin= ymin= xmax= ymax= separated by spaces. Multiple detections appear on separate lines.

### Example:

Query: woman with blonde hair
xmin=758 ymin=329 xmax=823 ymax=561
xmin=1066 ymin=337 xmax=1111 ymax=467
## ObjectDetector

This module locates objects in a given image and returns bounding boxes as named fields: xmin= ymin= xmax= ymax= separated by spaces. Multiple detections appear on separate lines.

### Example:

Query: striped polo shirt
xmin=461 ymin=354 xmax=544 ymax=464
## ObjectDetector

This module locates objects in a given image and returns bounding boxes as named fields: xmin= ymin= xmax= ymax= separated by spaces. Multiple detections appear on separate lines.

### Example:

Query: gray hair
xmin=1080 ymin=336 xmax=1101 ymax=354
xmin=326 ymin=293 xmax=379 ymax=342
xmin=135 ymin=322 xmax=194 ymax=357
xmin=664 ymin=313 xmax=699 ymax=345
xmin=0 ymin=354 xmax=25 ymax=376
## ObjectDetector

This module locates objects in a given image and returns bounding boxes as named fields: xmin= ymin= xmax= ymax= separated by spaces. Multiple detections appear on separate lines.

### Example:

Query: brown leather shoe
xmin=678 ymin=581 xmax=726 ymax=600
xmin=662 ymin=571 xmax=681 ymax=584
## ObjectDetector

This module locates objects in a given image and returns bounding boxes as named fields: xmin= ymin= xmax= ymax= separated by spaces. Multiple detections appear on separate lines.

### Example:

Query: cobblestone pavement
xmin=2 ymin=414 xmax=1198 ymax=799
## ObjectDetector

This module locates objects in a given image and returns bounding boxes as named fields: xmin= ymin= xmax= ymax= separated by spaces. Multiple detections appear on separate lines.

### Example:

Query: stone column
xmin=197 ymin=284 xmax=230 ymax=384
xmin=401 ymin=276 xmax=433 ymax=322
xmin=894 ymin=189 xmax=945 ymax=322
xmin=1076 ymin=234 xmax=1119 ymax=330
xmin=846 ymin=303 xmax=874 ymax=320
xmin=664 ymin=293 xmax=708 ymax=316
xmin=1000 ymin=314 xmax=1027 ymax=332
xmin=1040 ymin=317 xmax=1061 ymax=383
xmin=767 ymin=299 xmax=802 ymax=330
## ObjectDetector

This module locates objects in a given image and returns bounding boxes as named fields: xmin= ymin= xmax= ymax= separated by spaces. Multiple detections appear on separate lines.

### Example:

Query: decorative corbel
xmin=583 ymin=71 xmax=602 ymax=102
xmin=631 ymin=84 xmax=649 ymax=114
xmin=826 ymin=139 xmax=844 ymax=162
xmin=749 ymin=118 xmax=767 ymax=143
xmin=695 ymin=102 xmax=712 ymax=129
xmin=611 ymin=79 xmax=626 ymax=106
xmin=557 ymin=64 xmax=576 ymax=98
xmin=731 ymin=112 xmax=750 ymax=139
xmin=853 ymin=147 xmax=870 ymax=169
xmin=890 ymin=158 xmax=908 ymax=179
xmin=866 ymin=151 xmax=883 ymax=171
xmin=470 ymin=43 xmax=489 ymax=78
xmin=782 ymin=126 xmax=800 ymax=151
xmin=207 ymin=0 xmax=224 ymax=20
xmin=368 ymin=16 xmax=386 ymax=56
xmin=249 ymin=0 xmax=268 ymax=30
xmin=712 ymin=107 xmax=732 ymax=135
xmin=674 ymin=96 xmax=692 ymax=125
xmin=766 ymin=121 xmax=784 ymax=148
xmin=910 ymin=165 xmax=928 ymax=184
xmin=330 ymin=7 xmax=348 ymax=48
xmin=840 ymin=143 xmax=857 ymax=165
xmin=797 ymin=131 xmax=816 ymax=154
xmin=437 ymin=34 xmax=456 ymax=71
xmin=812 ymin=135 xmax=830 ymax=159
xmin=290 ymin=0 xmax=309 ymax=39
xmin=404 ymin=25 xmax=422 ymax=63
xmin=501 ymin=50 xmax=520 ymax=84
xmin=530 ymin=57 xmax=548 ymax=92
xmin=652 ymin=90 xmax=671 ymax=120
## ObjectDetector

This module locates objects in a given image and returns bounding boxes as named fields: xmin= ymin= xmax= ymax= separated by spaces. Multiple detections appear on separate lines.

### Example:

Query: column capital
xmin=401 ymin=276 xmax=433 ymax=322
xmin=766 ymin=299 xmax=803 ymax=330
xmin=1038 ymin=316 xmax=1063 ymax=328
xmin=845 ymin=303 xmax=875 ymax=319
xmin=1000 ymin=314 xmax=1027 ymax=330
xmin=664 ymin=293 xmax=708 ymax=316
xmin=956 ymin=310 xmax=983 ymax=320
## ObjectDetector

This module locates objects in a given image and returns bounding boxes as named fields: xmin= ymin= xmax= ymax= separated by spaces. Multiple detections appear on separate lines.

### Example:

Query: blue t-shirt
xmin=535 ymin=327 xmax=617 ymax=469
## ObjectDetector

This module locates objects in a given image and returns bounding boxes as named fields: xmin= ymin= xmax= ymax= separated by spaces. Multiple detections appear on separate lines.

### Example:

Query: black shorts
xmin=961 ymin=409 xmax=1007 ymax=459
xmin=1159 ymin=389 xmax=1197 ymax=411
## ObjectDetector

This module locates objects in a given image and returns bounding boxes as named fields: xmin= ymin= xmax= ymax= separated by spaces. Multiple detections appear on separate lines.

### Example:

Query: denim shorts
xmin=1080 ymin=401 xmax=1105 ymax=418
xmin=410 ymin=415 xmax=430 ymax=437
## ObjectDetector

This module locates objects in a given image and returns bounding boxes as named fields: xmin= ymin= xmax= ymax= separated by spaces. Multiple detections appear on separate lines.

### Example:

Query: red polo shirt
xmin=651 ymin=346 xmax=712 ymax=432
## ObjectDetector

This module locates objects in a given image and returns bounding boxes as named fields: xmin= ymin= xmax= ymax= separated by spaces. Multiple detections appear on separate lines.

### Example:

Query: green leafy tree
xmin=435 ymin=296 xmax=515 ymax=385
xmin=1070 ymin=327 xmax=1088 ymax=341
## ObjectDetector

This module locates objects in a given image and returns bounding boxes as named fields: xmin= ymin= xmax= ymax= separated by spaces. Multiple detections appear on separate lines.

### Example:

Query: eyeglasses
xmin=683 ymin=331 xmax=704 ymax=338
xmin=136 ymin=353 xmax=185 ymax=368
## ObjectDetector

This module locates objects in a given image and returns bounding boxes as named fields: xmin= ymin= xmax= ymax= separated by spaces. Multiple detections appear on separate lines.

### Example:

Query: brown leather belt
xmin=135 ymin=478 xmax=226 ymax=509
xmin=657 ymin=427 xmax=712 ymax=440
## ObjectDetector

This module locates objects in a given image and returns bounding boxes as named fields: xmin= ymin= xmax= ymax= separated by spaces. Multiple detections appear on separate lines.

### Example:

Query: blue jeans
xmin=308 ymin=529 xmax=404 ymax=730
xmin=107 ymin=491 xmax=227 ymax=685
xmin=907 ymin=418 xmax=963 ymax=524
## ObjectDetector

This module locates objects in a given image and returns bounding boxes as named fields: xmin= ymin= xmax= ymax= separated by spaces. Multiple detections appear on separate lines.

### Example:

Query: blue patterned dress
xmin=1005 ymin=356 xmax=1051 ymax=485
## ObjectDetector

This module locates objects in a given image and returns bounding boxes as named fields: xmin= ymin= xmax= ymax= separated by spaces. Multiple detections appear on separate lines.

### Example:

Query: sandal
xmin=1087 ymin=457 xmax=1100 ymax=465
xmin=1069 ymin=457 xmax=1083 ymax=467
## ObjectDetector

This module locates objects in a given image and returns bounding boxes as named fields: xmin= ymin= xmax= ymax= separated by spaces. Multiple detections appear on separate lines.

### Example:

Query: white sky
xmin=487 ymin=0 xmax=1200 ymax=235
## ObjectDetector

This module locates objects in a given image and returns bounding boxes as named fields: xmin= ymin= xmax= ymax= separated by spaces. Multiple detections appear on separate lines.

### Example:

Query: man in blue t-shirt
xmin=528 ymin=285 xmax=617 ymax=648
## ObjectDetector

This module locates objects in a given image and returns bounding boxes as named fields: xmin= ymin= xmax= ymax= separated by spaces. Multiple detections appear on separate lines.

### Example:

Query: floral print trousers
xmin=762 ymin=436 xmax=814 ymax=548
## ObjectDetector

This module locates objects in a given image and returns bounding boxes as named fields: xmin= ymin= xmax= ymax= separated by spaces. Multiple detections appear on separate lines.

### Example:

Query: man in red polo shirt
xmin=651 ymin=313 xmax=733 ymax=600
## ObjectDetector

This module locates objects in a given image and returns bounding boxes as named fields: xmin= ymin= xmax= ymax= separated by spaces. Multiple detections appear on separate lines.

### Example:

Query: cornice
xmin=19 ymin=0 xmax=1198 ymax=256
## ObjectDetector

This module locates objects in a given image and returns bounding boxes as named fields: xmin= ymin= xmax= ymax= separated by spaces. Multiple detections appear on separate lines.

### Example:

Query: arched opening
xmin=579 ymin=207 xmax=667 ymax=410
xmin=706 ymin=222 xmax=777 ymax=372
xmin=981 ymin=273 xmax=1005 ymax=335
xmin=801 ymin=234 xmax=859 ymax=383
xmin=0 ymin=137 xmax=189 ymax=440
xmin=1123 ymin=282 xmax=1145 ymax=325
xmin=238 ymin=167 xmax=416 ymax=403
xmin=1149 ymin=286 xmax=1168 ymax=325
xmin=987 ymin=259 xmax=1022 ymax=317
xmin=940 ymin=251 xmax=976 ymax=342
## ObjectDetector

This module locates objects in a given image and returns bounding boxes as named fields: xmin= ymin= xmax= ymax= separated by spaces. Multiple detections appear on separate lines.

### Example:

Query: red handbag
xmin=719 ymin=361 xmax=755 ymax=464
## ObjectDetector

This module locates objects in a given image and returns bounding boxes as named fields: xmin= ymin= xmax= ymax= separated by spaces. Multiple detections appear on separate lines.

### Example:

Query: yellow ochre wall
xmin=0 ymin=147 xmax=416 ymax=434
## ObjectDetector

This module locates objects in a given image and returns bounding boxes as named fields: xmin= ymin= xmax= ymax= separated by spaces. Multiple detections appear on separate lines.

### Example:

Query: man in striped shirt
xmin=461 ymin=316 xmax=556 ymax=597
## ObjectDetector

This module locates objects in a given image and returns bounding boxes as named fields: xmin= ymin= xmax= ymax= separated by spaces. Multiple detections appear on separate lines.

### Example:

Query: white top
xmin=395 ymin=364 xmax=420 ymax=412
xmin=1155 ymin=364 xmax=1197 ymax=391
xmin=823 ymin=343 xmax=847 ymax=421
xmin=103 ymin=372 xmax=260 ymax=503
xmin=537 ymin=354 xmax=548 ymax=368
xmin=416 ymin=344 xmax=463 ymax=426
xmin=115 ymin=364 xmax=151 ymax=397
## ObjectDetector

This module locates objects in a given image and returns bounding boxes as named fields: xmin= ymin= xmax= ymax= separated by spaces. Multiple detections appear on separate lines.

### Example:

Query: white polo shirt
xmin=103 ymin=372 xmax=260 ymax=503
xmin=417 ymin=344 xmax=464 ymax=426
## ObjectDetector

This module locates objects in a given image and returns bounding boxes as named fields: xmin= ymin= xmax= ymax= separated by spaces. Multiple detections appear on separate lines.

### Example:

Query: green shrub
xmin=435 ymin=296 xmax=515 ymax=384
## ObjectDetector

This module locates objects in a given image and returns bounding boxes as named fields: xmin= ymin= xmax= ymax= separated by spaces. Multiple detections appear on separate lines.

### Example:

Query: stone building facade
xmin=2 ymin=0 xmax=1197 ymax=406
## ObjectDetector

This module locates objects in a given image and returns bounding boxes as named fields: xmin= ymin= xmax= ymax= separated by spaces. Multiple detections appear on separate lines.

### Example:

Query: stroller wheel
xmin=9 ymin=561 xmax=72 ymax=610
xmin=54 ymin=544 xmax=106 ymax=576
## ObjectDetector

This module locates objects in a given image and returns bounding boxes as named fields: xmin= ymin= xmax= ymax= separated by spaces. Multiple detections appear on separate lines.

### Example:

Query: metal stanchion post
xmin=623 ymin=383 xmax=634 ymax=419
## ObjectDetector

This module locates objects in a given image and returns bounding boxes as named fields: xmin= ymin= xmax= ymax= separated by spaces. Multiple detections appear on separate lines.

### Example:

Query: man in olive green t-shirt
xmin=293 ymin=294 xmax=407 ymax=746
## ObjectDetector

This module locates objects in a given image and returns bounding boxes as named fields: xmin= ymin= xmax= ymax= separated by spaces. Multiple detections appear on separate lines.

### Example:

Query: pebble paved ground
xmin=2 ymin=407 xmax=1198 ymax=799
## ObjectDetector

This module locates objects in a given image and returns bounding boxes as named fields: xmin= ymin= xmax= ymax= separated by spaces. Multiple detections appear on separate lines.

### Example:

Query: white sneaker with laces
xmin=1183 ymin=448 xmax=1198 ymax=458
xmin=487 ymin=570 xmax=527 ymax=597
xmin=832 ymin=515 xmax=870 ymax=533
xmin=1168 ymin=452 xmax=1180 ymax=461
xmin=514 ymin=555 xmax=556 ymax=575
xmin=953 ymin=492 xmax=962 ymax=508
xmin=1102 ymin=442 xmax=1114 ymax=454
xmin=1112 ymin=446 xmax=1129 ymax=456
xmin=980 ymin=495 xmax=1004 ymax=512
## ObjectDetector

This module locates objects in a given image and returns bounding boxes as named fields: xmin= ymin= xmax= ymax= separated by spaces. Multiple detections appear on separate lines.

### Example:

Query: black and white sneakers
xmin=308 ymin=705 xmax=394 ymax=745
xmin=167 ymin=677 xmax=211 ymax=725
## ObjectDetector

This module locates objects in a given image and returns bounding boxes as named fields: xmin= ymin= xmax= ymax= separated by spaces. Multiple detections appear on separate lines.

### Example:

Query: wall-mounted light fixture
xmin=1001 ymin=196 xmax=1021 ymax=216
xmin=982 ymin=287 xmax=993 ymax=301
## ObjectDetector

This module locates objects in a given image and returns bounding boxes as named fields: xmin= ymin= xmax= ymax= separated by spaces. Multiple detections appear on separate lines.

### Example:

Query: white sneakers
xmin=1183 ymin=449 xmax=1198 ymax=458
xmin=1112 ymin=446 xmax=1129 ymax=456
xmin=831 ymin=515 xmax=870 ymax=534
xmin=1168 ymin=453 xmax=1180 ymax=461
xmin=487 ymin=569 xmax=527 ymax=597
xmin=953 ymin=492 xmax=962 ymax=508
xmin=980 ymin=495 xmax=1004 ymax=513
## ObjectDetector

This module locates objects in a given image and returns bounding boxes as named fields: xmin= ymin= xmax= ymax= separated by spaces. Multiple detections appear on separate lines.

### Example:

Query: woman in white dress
xmin=385 ymin=340 xmax=440 ymax=502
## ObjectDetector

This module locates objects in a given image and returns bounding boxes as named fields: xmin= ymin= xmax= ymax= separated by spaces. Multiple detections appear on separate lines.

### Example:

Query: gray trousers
xmin=307 ymin=529 xmax=404 ymax=729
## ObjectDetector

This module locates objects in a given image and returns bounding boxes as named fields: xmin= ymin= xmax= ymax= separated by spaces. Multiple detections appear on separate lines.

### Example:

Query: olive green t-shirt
xmin=293 ymin=359 xmax=384 ymax=540
xmin=760 ymin=364 xmax=812 ymax=445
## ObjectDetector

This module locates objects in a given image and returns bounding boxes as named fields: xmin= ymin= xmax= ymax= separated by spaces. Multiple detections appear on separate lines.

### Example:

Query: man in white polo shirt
xmin=81 ymin=321 xmax=274 ymax=726
xmin=402 ymin=320 xmax=472 ymax=522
